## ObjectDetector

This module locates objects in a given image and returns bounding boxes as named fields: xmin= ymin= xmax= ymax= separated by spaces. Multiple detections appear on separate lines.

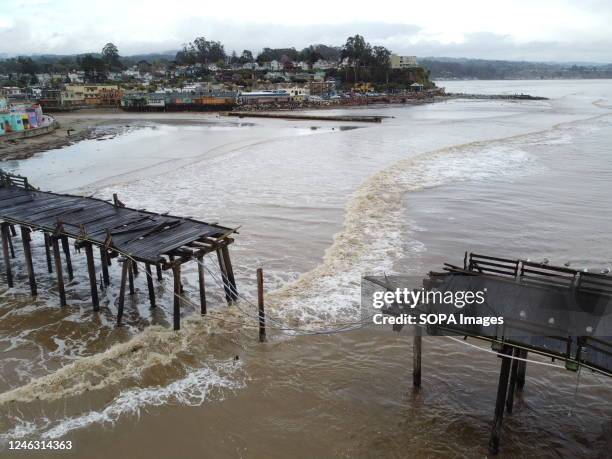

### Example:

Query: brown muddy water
xmin=0 ymin=80 xmax=611 ymax=458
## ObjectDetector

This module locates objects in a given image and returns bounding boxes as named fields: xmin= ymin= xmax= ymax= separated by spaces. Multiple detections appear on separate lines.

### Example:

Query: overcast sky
xmin=1 ymin=0 xmax=611 ymax=62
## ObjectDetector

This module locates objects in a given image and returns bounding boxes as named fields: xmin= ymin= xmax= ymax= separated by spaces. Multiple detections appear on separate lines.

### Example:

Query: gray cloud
xmin=1 ymin=17 xmax=611 ymax=63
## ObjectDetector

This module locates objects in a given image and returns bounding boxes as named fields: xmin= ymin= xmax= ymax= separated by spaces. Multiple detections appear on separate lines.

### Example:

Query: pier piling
xmin=145 ymin=263 xmax=156 ymax=308
xmin=516 ymin=350 xmax=527 ymax=392
xmin=413 ymin=326 xmax=422 ymax=389
xmin=172 ymin=262 xmax=181 ymax=330
xmin=217 ymin=247 xmax=232 ymax=303
xmin=506 ymin=347 xmax=520 ymax=414
xmin=60 ymin=235 xmax=73 ymax=281
xmin=51 ymin=236 xmax=66 ymax=306
xmin=257 ymin=268 xmax=266 ymax=342
xmin=84 ymin=242 xmax=99 ymax=312
xmin=20 ymin=226 xmax=37 ymax=296
xmin=44 ymin=233 xmax=53 ymax=273
xmin=100 ymin=247 xmax=110 ymax=286
xmin=197 ymin=256 xmax=206 ymax=315
xmin=1 ymin=223 xmax=13 ymax=288
xmin=489 ymin=346 xmax=512 ymax=454
xmin=128 ymin=262 xmax=135 ymax=295
xmin=117 ymin=258 xmax=130 ymax=326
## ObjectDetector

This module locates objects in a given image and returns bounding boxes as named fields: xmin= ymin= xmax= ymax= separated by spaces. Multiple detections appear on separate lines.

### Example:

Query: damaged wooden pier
xmin=0 ymin=169 xmax=238 ymax=330
xmin=367 ymin=252 xmax=612 ymax=455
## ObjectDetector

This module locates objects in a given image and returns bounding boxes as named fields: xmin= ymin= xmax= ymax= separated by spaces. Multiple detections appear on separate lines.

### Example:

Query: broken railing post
xmin=257 ymin=268 xmax=266 ymax=342
xmin=145 ymin=263 xmax=156 ymax=309
xmin=20 ymin=226 xmax=37 ymax=296
xmin=413 ymin=326 xmax=422 ymax=389
xmin=489 ymin=345 xmax=513 ymax=455
xmin=84 ymin=242 xmax=100 ymax=312
xmin=117 ymin=258 xmax=130 ymax=326
xmin=51 ymin=236 xmax=66 ymax=306
xmin=1 ymin=222 xmax=13 ymax=288
xmin=172 ymin=262 xmax=182 ymax=330
xmin=197 ymin=255 xmax=206 ymax=315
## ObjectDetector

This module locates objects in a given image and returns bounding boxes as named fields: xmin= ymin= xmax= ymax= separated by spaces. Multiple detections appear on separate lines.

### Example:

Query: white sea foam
xmin=0 ymin=359 xmax=243 ymax=447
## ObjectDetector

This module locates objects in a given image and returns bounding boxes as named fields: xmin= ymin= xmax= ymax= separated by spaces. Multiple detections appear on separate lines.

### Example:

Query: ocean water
xmin=0 ymin=80 xmax=611 ymax=458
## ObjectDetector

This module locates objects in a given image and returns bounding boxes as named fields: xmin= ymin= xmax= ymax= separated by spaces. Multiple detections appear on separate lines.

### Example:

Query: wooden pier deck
xmin=0 ymin=170 xmax=238 ymax=329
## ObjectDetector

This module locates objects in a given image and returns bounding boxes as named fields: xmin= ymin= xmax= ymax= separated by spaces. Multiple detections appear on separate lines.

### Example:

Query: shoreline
xmin=0 ymin=92 xmax=547 ymax=161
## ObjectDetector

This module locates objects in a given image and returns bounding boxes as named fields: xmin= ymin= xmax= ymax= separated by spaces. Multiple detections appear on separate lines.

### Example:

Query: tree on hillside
xmin=300 ymin=45 xmax=322 ymax=70
xmin=175 ymin=37 xmax=226 ymax=66
xmin=371 ymin=45 xmax=391 ymax=82
xmin=77 ymin=54 xmax=107 ymax=82
xmin=102 ymin=43 xmax=122 ymax=71
xmin=239 ymin=50 xmax=254 ymax=64
xmin=192 ymin=36 xmax=226 ymax=65
xmin=16 ymin=56 xmax=39 ymax=76
xmin=341 ymin=34 xmax=371 ymax=82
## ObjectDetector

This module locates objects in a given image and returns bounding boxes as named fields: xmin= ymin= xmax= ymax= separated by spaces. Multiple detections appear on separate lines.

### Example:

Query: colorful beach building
xmin=0 ymin=97 xmax=47 ymax=136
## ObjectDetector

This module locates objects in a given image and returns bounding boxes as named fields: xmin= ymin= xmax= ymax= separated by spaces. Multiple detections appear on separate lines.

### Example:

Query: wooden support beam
xmin=99 ymin=247 xmax=110 ymax=286
xmin=51 ymin=236 xmax=66 ymax=306
xmin=132 ymin=260 xmax=139 ymax=277
xmin=489 ymin=346 xmax=512 ymax=455
xmin=117 ymin=258 xmax=130 ymax=326
xmin=128 ymin=260 xmax=135 ymax=295
xmin=145 ymin=263 xmax=156 ymax=308
xmin=20 ymin=226 xmax=37 ymax=296
xmin=505 ymin=347 xmax=520 ymax=414
xmin=221 ymin=245 xmax=237 ymax=300
xmin=413 ymin=326 xmax=422 ymax=389
xmin=197 ymin=256 xmax=206 ymax=315
xmin=257 ymin=268 xmax=266 ymax=342
xmin=172 ymin=262 xmax=181 ymax=330
xmin=9 ymin=224 xmax=16 ymax=237
xmin=216 ymin=248 xmax=232 ymax=303
xmin=60 ymin=235 xmax=74 ymax=281
xmin=1 ymin=223 xmax=13 ymax=288
xmin=43 ymin=233 xmax=53 ymax=273
xmin=516 ymin=350 xmax=527 ymax=393
xmin=84 ymin=242 xmax=100 ymax=312
xmin=156 ymin=263 xmax=162 ymax=281
xmin=7 ymin=229 xmax=15 ymax=258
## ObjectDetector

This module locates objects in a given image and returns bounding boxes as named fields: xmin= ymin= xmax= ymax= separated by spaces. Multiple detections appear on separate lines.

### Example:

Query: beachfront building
xmin=390 ymin=54 xmax=418 ymax=69
xmin=308 ymin=80 xmax=336 ymax=99
xmin=238 ymin=90 xmax=291 ymax=105
xmin=313 ymin=60 xmax=337 ymax=70
xmin=285 ymin=86 xmax=308 ymax=102
xmin=0 ymin=97 xmax=48 ymax=135
xmin=410 ymin=82 xmax=424 ymax=92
